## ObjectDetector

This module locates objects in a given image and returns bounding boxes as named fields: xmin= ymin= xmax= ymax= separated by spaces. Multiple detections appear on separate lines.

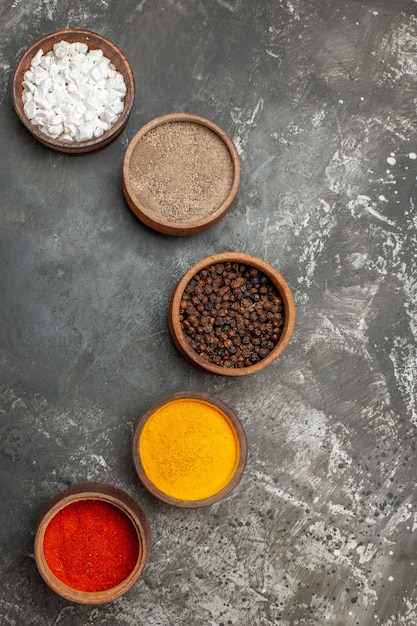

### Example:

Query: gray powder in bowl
xmin=128 ymin=121 xmax=234 ymax=224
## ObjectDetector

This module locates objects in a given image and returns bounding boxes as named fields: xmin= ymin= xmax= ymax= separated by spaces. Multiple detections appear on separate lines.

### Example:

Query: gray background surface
xmin=1 ymin=0 xmax=417 ymax=624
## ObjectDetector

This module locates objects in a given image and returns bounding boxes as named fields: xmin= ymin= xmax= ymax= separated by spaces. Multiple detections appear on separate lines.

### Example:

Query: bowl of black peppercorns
xmin=168 ymin=252 xmax=296 ymax=376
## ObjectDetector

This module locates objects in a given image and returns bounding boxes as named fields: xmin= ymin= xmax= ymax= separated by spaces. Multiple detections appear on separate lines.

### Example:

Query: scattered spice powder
xmin=179 ymin=262 xmax=285 ymax=368
xmin=139 ymin=398 xmax=240 ymax=501
xmin=128 ymin=121 xmax=234 ymax=223
xmin=43 ymin=499 xmax=139 ymax=592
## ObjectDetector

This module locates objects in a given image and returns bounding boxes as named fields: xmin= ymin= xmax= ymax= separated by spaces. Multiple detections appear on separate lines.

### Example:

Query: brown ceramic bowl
xmin=168 ymin=252 xmax=296 ymax=376
xmin=34 ymin=483 xmax=151 ymax=604
xmin=12 ymin=29 xmax=135 ymax=153
xmin=122 ymin=113 xmax=241 ymax=235
xmin=132 ymin=391 xmax=247 ymax=507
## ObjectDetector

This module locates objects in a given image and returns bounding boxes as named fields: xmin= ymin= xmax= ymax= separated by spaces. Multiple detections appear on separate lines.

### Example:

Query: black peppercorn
xmin=179 ymin=263 xmax=285 ymax=368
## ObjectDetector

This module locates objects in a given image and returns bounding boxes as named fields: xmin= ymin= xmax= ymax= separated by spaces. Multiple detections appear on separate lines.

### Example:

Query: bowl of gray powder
xmin=12 ymin=29 xmax=135 ymax=153
xmin=122 ymin=113 xmax=241 ymax=235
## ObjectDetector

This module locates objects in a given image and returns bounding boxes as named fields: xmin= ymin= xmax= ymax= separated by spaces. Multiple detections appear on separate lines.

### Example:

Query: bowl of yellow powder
xmin=122 ymin=113 xmax=241 ymax=235
xmin=132 ymin=391 xmax=247 ymax=507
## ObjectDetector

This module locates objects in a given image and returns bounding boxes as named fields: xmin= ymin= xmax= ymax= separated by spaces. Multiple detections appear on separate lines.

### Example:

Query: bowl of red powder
xmin=34 ymin=483 xmax=151 ymax=604
xmin=122 ymin=113 xmax=241 ymax=235
xmin=168 ymin=252 xmax=296 ymax=376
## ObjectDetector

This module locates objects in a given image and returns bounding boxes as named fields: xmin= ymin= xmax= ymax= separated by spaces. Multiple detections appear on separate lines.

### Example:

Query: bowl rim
xmin=168 ymin=252 xmax=296 ymax=376
xmin=132 ymin=390 xmax=248 ymax=507
xmin=34 ymin=482 xmax=151 ymax=604
xmin=122 ymin=112 xmax=241 ymax=235
xmin=12 ymin=28 xmax=135 ymax=153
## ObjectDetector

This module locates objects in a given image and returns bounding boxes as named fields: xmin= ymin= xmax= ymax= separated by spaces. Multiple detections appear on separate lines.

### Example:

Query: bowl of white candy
xmin=12 ymin=29 xmax=135 ymax=153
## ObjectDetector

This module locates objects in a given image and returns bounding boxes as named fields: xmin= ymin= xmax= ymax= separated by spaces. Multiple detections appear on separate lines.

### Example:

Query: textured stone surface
xmin=0 ymin=1 xmax=416 ymax=624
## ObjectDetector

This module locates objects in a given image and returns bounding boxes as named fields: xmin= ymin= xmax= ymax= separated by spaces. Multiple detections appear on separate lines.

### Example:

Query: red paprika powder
xmin=43 ymin=499 xmax=140 ymax=592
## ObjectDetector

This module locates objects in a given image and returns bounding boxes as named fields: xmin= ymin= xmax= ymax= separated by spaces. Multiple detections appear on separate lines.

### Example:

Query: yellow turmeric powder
xmin=139 ymin=398 xmax=240 ymax=501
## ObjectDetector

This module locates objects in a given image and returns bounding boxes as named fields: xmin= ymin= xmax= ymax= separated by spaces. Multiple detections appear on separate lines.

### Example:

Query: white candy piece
xmin=22 ymin=40 xmax=127 ymax=142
